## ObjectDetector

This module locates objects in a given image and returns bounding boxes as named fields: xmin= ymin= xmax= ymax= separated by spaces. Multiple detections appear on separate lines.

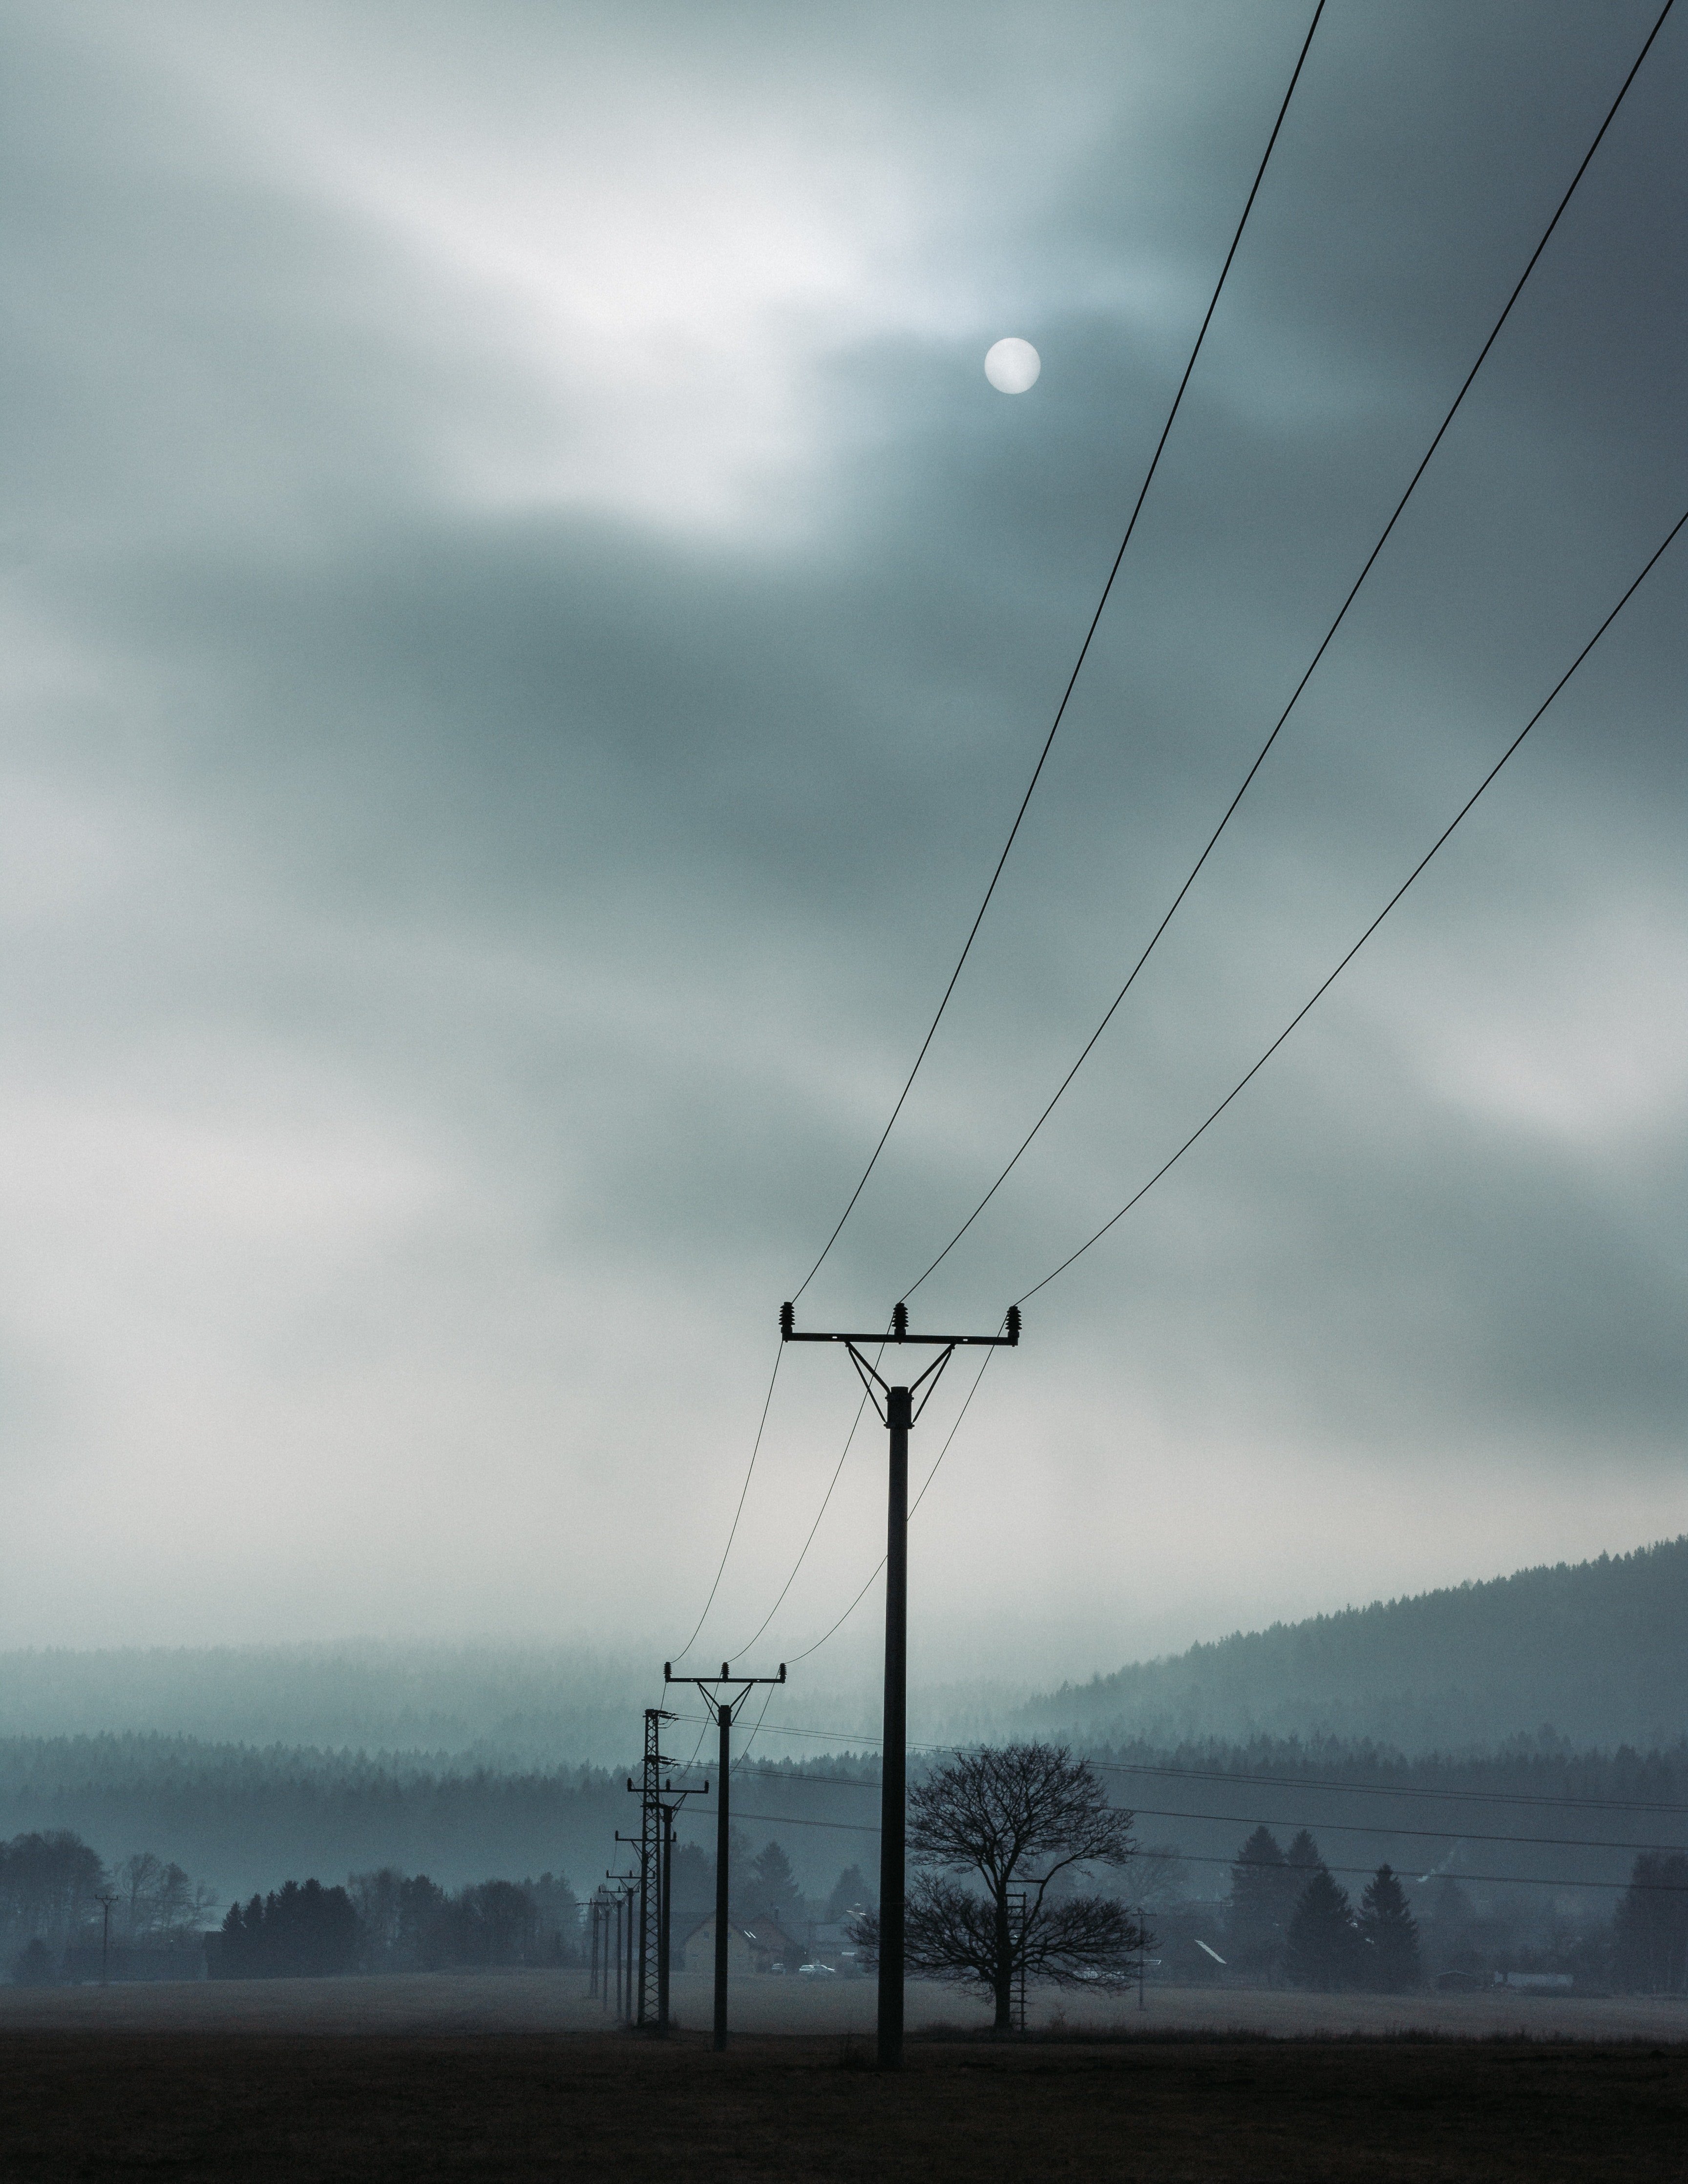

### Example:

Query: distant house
xmin=799 ymin=1919 xmax=866 ymax=1974
xmin=681 ymin=1912 xmax=803 ymax=1975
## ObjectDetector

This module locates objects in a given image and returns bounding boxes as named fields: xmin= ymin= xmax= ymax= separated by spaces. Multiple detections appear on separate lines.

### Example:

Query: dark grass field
xmin=2 ymin=2029 xmax=1685 ymax=2182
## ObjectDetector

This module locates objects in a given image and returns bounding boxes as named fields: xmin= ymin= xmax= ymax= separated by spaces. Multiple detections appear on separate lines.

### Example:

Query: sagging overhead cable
xmin=790 ymin=0 xmax=1329 ymax=1304
xmin=902 ymin=0 xmax=1679 ymax=1306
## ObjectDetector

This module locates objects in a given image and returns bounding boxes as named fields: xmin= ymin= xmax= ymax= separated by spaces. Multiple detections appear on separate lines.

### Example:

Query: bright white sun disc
xmin=985 ymin=337 xmax=1040 ymax=393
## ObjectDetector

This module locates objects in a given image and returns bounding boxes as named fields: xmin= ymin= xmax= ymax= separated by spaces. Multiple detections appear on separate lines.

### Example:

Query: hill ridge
xmin=1020 ymin=1536 xmax=1688 ymax=1755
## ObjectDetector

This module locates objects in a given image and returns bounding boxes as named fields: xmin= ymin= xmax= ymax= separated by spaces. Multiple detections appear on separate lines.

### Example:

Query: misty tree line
xmin=346 ymin=1869 xmax=584 ymax=1973
xmin=6 ymin=1763 xmax=1684 ymax=1997
xmin=0 ymin=1827 xmax=596 ymax=1985
xmin=209 ymin=1843 xmax=878 ymax=1981
xmin=0 ymin=1815 xmax=877 ymax=1987
xmin=1225 ymin=1828 xmax=1420 ymax=1991
xmin=211 ymin=1869 xmax=583 ymax=1977
xmin=0 ymin=1742 xmax=634 ymax=1898
xmin=832 ymin=1742 xmax=1688 ymax=2010
xmin=1216 ymin=1828 xmax=1688 ymax=1994
xmin=1611 ymin=1855 xmax=1688 ymax=1994
xmin=703 ymin=1831 xmax=875 ymax=1929
xmin=213 ymin=1882 xmax=362 ymax=1979
xmin=6 ymin=1730 xmax=1683 ymax=1914
xmin=2 ymin=1829 xmax=215 ymax=1986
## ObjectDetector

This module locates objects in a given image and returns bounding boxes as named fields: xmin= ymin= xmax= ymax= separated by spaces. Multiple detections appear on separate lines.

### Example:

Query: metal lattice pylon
xmin=637 ymin=1707 xmax=666 ymax=2026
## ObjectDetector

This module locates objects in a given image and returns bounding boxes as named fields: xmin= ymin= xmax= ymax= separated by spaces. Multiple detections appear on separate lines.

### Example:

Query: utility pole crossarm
xmin=780 ymin=1301 xmax=1021 ymax=1348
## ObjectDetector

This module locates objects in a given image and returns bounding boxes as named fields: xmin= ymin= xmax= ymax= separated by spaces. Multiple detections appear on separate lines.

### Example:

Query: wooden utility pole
xmin=781 ymin=1298 xmax=1020 ymax=2067
xmin=95 ymin=1893 xmax=118 ymax=1987
xmin=665 ymin=1660 xmax=785 ymax=2050
xmin=603 ymin=1868 xmax=638 ymax=2023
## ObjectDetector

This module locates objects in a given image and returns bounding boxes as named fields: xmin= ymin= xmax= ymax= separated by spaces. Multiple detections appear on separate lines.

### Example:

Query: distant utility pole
xmin=612 ymin=1832 xmax=646 ymax=2023
xmin=626 ymin=1708 xmax=707 ymax=2033
xmin=665 ymin=1660 xmax=786 ymax=2051
xmin=623 ymin=1881 xmax=638 ymax=2019
xmin=95 ymin=1893 xmax=118 ymax=1988
xmin=589 ymin=1889 xmax=619 ymax=2006
xmin=781 ymin=1298 xmax=1021 ymax=2070
xmin=604 ymin=1869 xmax=638 ymax=2023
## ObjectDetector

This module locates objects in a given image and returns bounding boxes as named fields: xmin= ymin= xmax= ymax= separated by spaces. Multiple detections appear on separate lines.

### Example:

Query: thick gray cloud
xmin=0 ymin=0 xmax=1683 ymax=1691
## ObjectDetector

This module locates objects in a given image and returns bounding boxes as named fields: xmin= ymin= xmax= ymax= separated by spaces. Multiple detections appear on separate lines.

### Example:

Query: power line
xmin=1084 ymin=1756 xmax=1688 ymax=1821
xmin=664 ymin=1717 xmax=1688 ymax=1818
xmin=669 ymin=1802 xmax=1687 ymax=1895
xmin=689 ymin=1764 xmax=1686 ymax=1856
xmin=1110 ymin=1801 xmax=1684 ymax=1858
xmin=667 ymin=1340 xmax=782 ymax=1666
xmin=789 ymin=0 xmax=1328 ymax=1305
xmin=911 ymin=1346 xmax=996 ymax=1519
xmin=732 ymin=1682 xmax=781 ymax=1775
xmin=902 ymin=0 xmax=1679 ymax=1305
xmin=785 ymin=1561 xmax=882 ymax=1667
xmin=677 ymin=1712 xmax=713 ymax=1775
xmin=675 ymin=0 xmax=1678 ymax=1741
xmin=772 ymin=466 xmax=1679 ymax=1648
xmin=759 ymin=492 xmax=1686 ymax=1691
xmin=720 ymin=1362 xmax=883 ymax=1663
xmin=1165 ymin=1848 xmax=1687 ymax=1895
xmin=1015 ymin=498 xmax=1688 ymax=1306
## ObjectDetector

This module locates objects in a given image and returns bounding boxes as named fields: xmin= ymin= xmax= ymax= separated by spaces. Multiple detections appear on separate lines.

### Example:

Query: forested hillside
xmin=0 ymin=1644 xmax=650 ymax=1765
xmin=0 ymin=1737 xmax=883 ymax=1906
xmin=0 ymin=1645 xmax=1022 ymax=1769
xmin=1023 ymin=1539 xmax=1688 ymax=1752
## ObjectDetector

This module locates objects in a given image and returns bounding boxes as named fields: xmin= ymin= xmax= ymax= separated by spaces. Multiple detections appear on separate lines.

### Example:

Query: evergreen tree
xmin=216 ymin=1899 xmax=248 ymax=1975
xmin=748 ymin=1840 xmax=797 ymax=1915
xmin=1284 ymin=1867 xmax=1362 ymax=1991
xmin=1357 ymin=1865 xmax=1422 ymax=1992
xmin=1224 ymin=1827 xmax=1289 ymax=1979
xmin=209 ymin=1879 xmax=359 ymax=1978
xmin=1285 ymin=1829 xmax=1324 ymax=1878
xmin=445 ymin=1879 xmax=535 ymax=1966
xmin=825 ymin=1865 xmax=874 ymax=1921
xmin=1614 ymin=1852 xmax=1688 ymax=1993
xmin=399 ymin=1875 xmax=447 ymax=1967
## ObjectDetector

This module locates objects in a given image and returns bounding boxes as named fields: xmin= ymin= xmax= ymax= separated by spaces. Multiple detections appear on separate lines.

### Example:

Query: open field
xmin=3 ymin=1969 xmax=1686 ymax=2044
xmin=1 ymin=2025 xmax=1686 ymax=2182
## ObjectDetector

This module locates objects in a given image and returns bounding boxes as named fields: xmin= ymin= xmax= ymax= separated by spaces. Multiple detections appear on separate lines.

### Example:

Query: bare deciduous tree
xmin=855 ymin=1743 xmax=1148 ymax=2031
xmin=114 ymin=1850 xmax=208 ymax=1944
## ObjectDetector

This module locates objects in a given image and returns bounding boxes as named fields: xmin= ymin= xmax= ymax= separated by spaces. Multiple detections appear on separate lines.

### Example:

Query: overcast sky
xmin=2 ymin=0 xmax=1684 ymax=1690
